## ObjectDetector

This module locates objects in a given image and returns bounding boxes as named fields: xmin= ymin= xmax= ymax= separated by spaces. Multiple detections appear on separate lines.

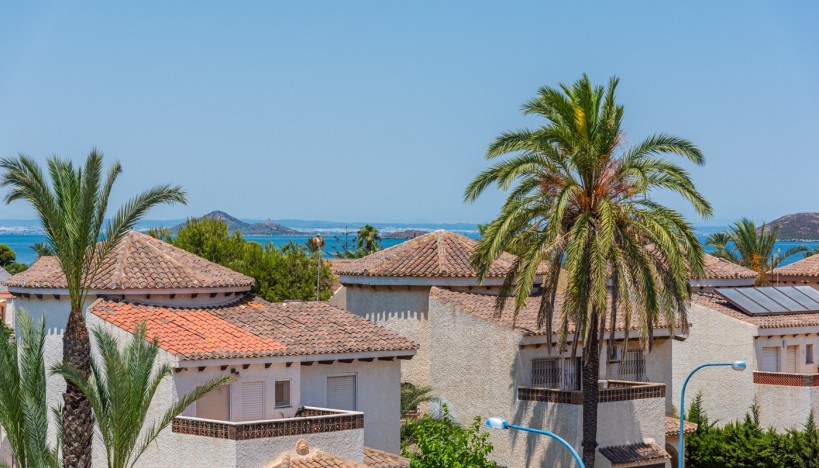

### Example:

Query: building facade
xmin=2 ymin=231 xmax=413 ymax=467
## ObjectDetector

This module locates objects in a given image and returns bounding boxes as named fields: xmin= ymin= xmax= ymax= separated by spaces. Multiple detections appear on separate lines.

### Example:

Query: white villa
xmin=772 ymin=254 xmax=819 ymax=289
xmin=2 ymin=231 xmax=413 ymax=468
xmin=330 ymin=230 xmax=772 ymax=467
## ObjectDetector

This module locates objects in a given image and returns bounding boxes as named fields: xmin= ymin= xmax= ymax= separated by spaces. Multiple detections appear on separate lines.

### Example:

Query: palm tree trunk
xmin=62 ymin=306 xmax=93 ymax=468
xmin=581 ymin=311 xmax=601 ymax=466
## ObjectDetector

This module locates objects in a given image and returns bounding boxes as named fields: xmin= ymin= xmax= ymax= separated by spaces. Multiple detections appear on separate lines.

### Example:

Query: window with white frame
xmin=761 ymin=346 xmax=780 ymax=372
xmin=531 ymin=357 xmax=580 ymax=390
xmin=275 ymin=380 xmax=291 ymax=408
xmin=807 ymin=344 xmax=814 ymax=365
xmin=242 ymin=381 xmax=265 ymax=421
xmin=327 ymin=375 xmax=356 ymax=411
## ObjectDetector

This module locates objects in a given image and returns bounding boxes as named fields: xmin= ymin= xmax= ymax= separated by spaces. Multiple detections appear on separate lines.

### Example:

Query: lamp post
xmin=678 ymin=361 xmax=746 ymax=468
xmin=310 ymin=235 xmax=325 ymax=301
xmin=485 ymin=418 xmax=584 ymax=467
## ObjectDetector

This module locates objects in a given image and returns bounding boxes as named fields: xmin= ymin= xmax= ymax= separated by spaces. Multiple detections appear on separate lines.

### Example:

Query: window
xmin=807 ymin=344 xmax=814 ymax=365
xmin=275 ymin=380 xmax=291 ymax=408
xmin=327 ymin=375 xmax=356 ymax=411
xmin=761 ymin=346 xmax=780 ymax=372
xmin=785 ymin=345 xmax=799 ymax=373
xmin=196 ymin=384 xmax=230 ymax=421
xmin=242 ymin=381 xmax=265 ymax=421
xmin=531 ymin=357 xmax=580 ymax=390
xmin=619 ymin=349 xmax=647 ymax=381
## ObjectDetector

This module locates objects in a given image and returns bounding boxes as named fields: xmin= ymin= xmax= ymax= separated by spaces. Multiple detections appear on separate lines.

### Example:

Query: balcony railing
xmin=172 ymin=406 xmax=364 ymax=440
xmin=753 ymin=371 xmax=819 ymax=387
xmin=518 ymin=380 xmax=665 ymax=404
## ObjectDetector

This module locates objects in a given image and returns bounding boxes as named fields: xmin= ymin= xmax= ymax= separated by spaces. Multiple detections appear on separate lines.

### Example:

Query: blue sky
xmin=0 ymin=2 xmax=817 ymax=225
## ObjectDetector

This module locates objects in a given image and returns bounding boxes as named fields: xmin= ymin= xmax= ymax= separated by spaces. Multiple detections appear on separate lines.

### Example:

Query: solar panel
xmin=795 ymin=286 xmax=819 ymax=306
xmin=714 ymin=286 xmax=819 ymax=316
xmin=778 ymin=286 xmax=819 ymax=310
xmin=756 ymin=287 xmax=809 ymax=312
xmin=714 ymin=288 xmax=768 ymax=314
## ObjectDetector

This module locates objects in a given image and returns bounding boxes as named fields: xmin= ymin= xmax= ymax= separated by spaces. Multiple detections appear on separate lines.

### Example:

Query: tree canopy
xmin=152 ymin=218 xmax=335 ymax=302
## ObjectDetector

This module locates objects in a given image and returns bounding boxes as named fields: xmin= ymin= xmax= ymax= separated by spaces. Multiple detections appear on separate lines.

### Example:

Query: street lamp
xmin=678 ymin=360 xmax=746 ymax=468
xmin=485 ymin=417 xmax=584 ymax=467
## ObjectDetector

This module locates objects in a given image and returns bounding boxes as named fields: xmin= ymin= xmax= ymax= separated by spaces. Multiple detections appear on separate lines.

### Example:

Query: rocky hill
xmin=767 ymin=213 xmax=819 ymax=240
xmin=382 ymin=229 xmax=430 ymax=239
xmin=172 ymin=211 xmax=304 ymax=236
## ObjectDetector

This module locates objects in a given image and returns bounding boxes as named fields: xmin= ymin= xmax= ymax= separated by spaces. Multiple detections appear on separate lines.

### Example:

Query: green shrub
xmin=685 ymin=393 xmax=819 ymax=467
xmin=401 ymin=404 xmax=496 ymax=467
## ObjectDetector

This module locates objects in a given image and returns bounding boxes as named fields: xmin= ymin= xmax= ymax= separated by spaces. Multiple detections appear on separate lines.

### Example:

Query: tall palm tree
xmin=356 ymin=224 xmax=382 ymax=254
xmin=0 ymin=311 xmax=59 ymax=468
xmin=706 ymin=218 xmax=806 ymax=285
xmin=0 ymin=150 xmax=186 ymax=467
xmin=53 ymin=323 xmax=230 ymax=468
xmin=465 ymin=75 xmax=711 ymax=465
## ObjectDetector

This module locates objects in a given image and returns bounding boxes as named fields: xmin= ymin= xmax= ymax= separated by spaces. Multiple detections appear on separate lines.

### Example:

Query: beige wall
xmin=672 ymin=302 xmax=757 ymax=426
xmin=301 ymin=359 xmax=403 ymax=453
xmin=428 ymin=297 xmax=666 ymax=468
xmin=344 ymin=285 xmax=430 ymax=386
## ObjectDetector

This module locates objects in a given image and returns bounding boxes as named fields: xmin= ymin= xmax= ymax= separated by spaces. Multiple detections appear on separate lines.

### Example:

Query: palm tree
xmin=0 ymin=311 xmax=59 ymax=468
xmin=706 ymin=218 xmax=806 ymax=285
xmin=31 ymin=242 xmax=55 ymax=259
xmin=465 ymin=75 xmax=711 ymax=465
xmin=356 ymin=224 xmax=382 ymax=254
xmin=53 ymin=323 xmax=230 ymax=468
xmin=0 ymin=150 xmax=186 ymax=467
xmin=400 ymin=383 xmax=436 ymax=418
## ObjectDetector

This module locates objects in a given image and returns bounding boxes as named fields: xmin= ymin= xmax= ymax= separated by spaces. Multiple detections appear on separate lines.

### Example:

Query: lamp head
xmin=485 ymin=417 xmax=510 ymax=430
xmin=731 ymin=361 xmax=747 ymax=371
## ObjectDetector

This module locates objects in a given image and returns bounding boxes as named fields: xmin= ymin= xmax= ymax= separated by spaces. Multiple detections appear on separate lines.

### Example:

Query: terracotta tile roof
xmin=3 ymin=231 xmax=253 ymax=290
xmin=335 ymin=230 xmax=547 ymax=279
xmin=666 ymin=416 xmax=697 ymax=436
xmin=91 ymin=295 xmax=417 ymax=360
xmin=327 ymin=259 xmax=357 ymax=291
xmin=690 ymin=292 xmax=819 ymax=329
xmin=269 ymin=450 xmax=361 ymax=468
xmin=430 ymin=287 xmax=675 ymax=337
xmin=598 ymin=442 xmax=670 ymax=466
xmin=363 ymin=448 xmax=409 ymax=468
xmin=773 ymin=254 xmax=819 ymax=278
xmin=701 ymin=254 xmax=757 ymax=280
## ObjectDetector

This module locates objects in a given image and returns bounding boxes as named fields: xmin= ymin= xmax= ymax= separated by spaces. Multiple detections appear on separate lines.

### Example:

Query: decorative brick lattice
xmin=172 ymin=411 xmax=364 ymax=440
xmin=518 ymin=381 xmax=665 ymax=405
xmin=753 ymin=371 xmax=819 ymax=387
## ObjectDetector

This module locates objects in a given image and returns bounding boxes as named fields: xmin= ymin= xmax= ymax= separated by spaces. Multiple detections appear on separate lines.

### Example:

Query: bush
xmin=685 ymin=393 xmax=819 ymax=467
xmin=401 ymin=404 xmax=496 ymax=467
xmin=158 ymin=218 xmax=334 ymax=302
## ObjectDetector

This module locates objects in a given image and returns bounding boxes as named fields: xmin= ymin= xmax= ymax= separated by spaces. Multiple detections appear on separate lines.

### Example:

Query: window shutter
xmin=785 ymin=346 xmax=798 ymax=373
xmin=196 ymin=384 xmax=230 ymax=421
xmin=327 ymin=375 xmax=356 ymax=411
xmin=761 ymin=347 xmax=780 ymax=372
xmin=242 ymin=382 xmax=265 ymax=421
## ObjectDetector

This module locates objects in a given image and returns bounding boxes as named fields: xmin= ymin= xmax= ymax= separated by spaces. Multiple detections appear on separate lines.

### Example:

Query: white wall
xmin=300 ymin=359 xmax=402 ymax=453
xmin=344 ymin=285 xmax=430 ymax=386
xmin=672 ymin=302 xmax=757 ymax=425
xmin=428 ymin=297 xmax=666 ymax=468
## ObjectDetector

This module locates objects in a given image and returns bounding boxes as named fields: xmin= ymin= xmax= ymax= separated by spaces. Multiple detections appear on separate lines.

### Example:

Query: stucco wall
xmin=300 ymin=359 xmax=401 ymax=453
xmin=672 ymin=302 xmax=757 ymax=425
xmin=428 ymin=297 xmax=666 ymax=468
xmin=754 ymin=335 xmax=819 ymax=374
xmin=755 ymin=384 xmax=819 ymax=431
xmin=344 ymin=285 xmax=430 ymax=386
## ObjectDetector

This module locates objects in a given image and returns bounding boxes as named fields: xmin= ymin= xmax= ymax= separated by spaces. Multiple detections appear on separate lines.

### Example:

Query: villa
xmin=673 ymin=284 xmax=819 ymax=432
xmin=772 ymin=254 xmax=819 ymax=289
xmin=0 ymin=267 xmax=10 ymax=324
xmin=2 ymin=231 xmax=414 ymax=468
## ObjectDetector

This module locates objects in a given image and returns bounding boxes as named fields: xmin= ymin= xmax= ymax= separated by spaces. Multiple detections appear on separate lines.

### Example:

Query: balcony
xmin=172 ymin=406 xmax=364 ymax=440
xmin=517 ymin=380 xmax=665 ymax=404
xmin=753 ymin=371 xmax=819 ymax=387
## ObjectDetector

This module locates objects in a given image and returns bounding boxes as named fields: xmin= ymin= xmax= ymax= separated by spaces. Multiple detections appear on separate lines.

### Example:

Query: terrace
xmin=517 ymin=380 xmax=666 ymax=404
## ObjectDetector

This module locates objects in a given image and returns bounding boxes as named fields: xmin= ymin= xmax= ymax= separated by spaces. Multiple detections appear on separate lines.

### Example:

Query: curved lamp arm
xmin=486 ymin=418 xmax=584 ymax=467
